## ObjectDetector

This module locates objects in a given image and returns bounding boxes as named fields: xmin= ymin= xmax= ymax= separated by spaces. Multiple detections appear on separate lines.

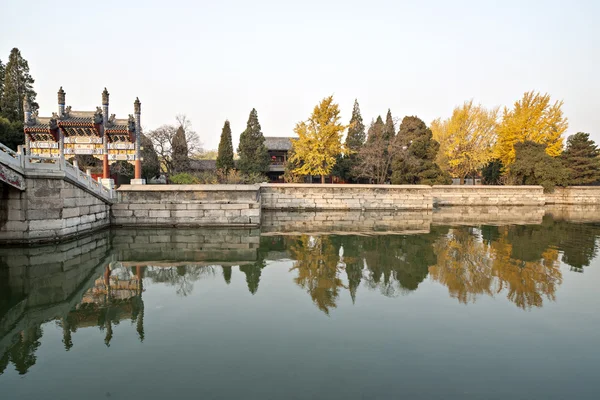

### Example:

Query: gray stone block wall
xmin=545 ymin=187 xmax=600 ymax=205
xmin=0 ymin=178 xmax=111 ymax=244
xmin=432 ymin=185 xmax=545 ymax=206
xmin=113 ymin=185 xmax=261 ymax=227
xmin=260 ymin=184 xmax=432 ymax=210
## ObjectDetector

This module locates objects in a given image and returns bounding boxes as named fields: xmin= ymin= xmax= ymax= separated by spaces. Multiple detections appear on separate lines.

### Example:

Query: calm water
xmin=1 ymin=214 xmax=600 ymax=399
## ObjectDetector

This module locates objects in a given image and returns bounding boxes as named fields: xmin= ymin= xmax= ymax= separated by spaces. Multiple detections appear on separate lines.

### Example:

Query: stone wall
xmin=0 ymin=231 xmax=111 ymax=355
xmin=545 ymin=187 xmax=600 ymax=205
xmin=261 ymin=184 xmax=432 ymax=210
xmin=432 ymin=185 xmax=545 ymax=206
xmin=112 ymin=185 xmax=261 ymax=227
xmin=0 ymin=177 xmax=111 ymax=244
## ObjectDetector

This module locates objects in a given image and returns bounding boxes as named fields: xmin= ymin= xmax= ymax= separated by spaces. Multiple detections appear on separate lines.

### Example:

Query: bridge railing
xmin=0 ymin=142 xmax=24 ymax=170
xmin=24 ymin=155 xmax=114 ymax=200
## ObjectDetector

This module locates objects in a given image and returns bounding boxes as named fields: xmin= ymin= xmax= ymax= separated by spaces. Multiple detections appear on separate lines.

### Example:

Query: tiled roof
xmin=24 ymin=124 xmax=50 ymax=131
xmin=264 ymin=136 xmax=294 ymax=151
xmin=106 ymin=124 xmax=129 ymax=132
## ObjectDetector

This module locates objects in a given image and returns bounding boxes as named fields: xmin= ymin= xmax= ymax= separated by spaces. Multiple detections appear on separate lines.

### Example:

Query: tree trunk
xmin=460 ymin=177 xmax=465 ymax=185
xmin=321 ymin=174 xmax=325 ymax=184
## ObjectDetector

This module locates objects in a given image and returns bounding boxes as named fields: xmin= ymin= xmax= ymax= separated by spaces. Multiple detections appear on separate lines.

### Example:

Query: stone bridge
xmin=0 ymin=143 xmax=114 ymax=244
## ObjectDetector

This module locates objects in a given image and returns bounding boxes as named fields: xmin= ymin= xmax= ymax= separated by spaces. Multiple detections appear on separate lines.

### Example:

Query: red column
xmin=135 ymin=159 xmax=141 ymax=179
xmin=103 ymin=154 xmax=109 ymax=179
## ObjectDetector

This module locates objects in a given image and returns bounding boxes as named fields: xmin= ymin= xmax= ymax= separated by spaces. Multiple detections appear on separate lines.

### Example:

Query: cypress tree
xmin=140 ymin=134 xmax=161 ymax=179
xmin=216 ymin=120 xmax=234 ymax=174
xmin=171 ymin=126 xmax=189 ymax=173
xmin=0 ymin=59 xmax=5 ymax=114
xmin=0 ymin=48 xmax=36 ymax=122
xmin=237 ymin=108 xmax=269 ymax=175
xmin=391 ymin=116 xmax=451 ymax=185
xmin=383 ymin=109 xmax=395 ymax=141
xmin=561 ymin=132 xmax=600 ymax=185
xmin=511 ymin=141 xmax=569 ymax=192
xmin=367 ymin=116 xmax=385 ymax=142
xmin=346 ymin=99 xmax=366 ymax=150
xmin=333 ymin=99 xmax=365 ymax=182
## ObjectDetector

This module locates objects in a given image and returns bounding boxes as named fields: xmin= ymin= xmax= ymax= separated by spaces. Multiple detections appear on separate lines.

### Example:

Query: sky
xmin=1 ymin=0 xmax=598 ymax=150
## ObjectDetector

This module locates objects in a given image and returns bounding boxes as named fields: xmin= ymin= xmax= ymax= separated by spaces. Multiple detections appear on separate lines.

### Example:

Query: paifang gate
xmin=22 ymin=87 xmax=144 ymax=184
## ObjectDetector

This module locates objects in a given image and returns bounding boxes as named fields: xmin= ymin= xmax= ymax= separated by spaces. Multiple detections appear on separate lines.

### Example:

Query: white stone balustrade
xmin=21 ymin=155 xmax=114 ymax=200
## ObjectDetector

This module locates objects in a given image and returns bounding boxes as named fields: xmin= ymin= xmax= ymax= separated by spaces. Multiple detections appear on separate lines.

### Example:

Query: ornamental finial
xmin=58 ymin=87 xmax=66 ymax=104
xmin=134 ymin=97 xmax=141 ymax=114
xmin=102 ymin=87 xmax=109 ymax=105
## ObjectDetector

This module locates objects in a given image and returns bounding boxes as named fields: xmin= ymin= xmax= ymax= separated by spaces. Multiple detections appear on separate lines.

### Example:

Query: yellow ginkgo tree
xmin=431 ymin=100 xmax=498 ymax=184
xmin=289 ymin=96 xmax=347 ymax=183
xmin=495 ymin=91 xmax=568 ymax=168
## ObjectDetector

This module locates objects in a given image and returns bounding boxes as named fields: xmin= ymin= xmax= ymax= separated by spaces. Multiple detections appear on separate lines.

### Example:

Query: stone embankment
xmin=1 ymin=177 xmax=110 ymax=244
xmin=112 ymin=185 xmax=261 ymax=227
xmin=261 ymin=184 xmax=432 ymax=210
xmin=5 ymin=177 xmax=600 ymax=244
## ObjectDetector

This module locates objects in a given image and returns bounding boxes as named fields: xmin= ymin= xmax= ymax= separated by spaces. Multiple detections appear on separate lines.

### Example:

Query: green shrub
xmin=169 ymin=173 xmax=199 ymax=184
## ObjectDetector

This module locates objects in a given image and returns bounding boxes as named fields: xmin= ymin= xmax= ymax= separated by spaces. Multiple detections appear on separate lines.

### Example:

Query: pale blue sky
xmin=1 ymin=0 xmax=598 ymax=149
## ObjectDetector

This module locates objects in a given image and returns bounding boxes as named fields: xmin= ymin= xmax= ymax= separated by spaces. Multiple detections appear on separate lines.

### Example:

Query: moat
xmin=1 ymin=213 xmax=600 ymax=399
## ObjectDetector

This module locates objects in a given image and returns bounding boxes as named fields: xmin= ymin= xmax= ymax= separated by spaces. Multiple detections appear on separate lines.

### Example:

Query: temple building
xmin=23 ymin=87 xmax=144 ymax=184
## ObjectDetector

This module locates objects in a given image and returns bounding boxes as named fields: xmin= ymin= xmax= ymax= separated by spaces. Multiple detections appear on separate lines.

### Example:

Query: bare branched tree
xmin=146 ymin=115 xmax=202 ymax=174
xmin=352 ymin=120 xmax=402 ymax=184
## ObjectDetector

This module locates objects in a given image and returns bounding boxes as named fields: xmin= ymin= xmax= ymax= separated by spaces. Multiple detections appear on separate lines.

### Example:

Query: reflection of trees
xmin=289 ymin=236 xmax=346 ymax=315
xmin=429 ymin=228 xmax=495 ymax=304
xmin=239 ymin=261 xmax=265 ymax=295
xmin=222 ymin=266 xmax=232 ymax=284
xmin=59 ymin=265 xmax=146 ymax=348
xmin=144 ymin=265 xmax=217 ymax=296
xmin=331 ymin=230 xmax=445 ymax=300
xmin=0 ymin=327 xmax=43 ymax=375
xmin=429 ymin=226 xmax=563 ymax=309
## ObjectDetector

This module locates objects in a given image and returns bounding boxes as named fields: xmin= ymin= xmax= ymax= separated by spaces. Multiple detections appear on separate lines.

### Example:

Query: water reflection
xmin=1 ymin=215 xmax=600 ymax=377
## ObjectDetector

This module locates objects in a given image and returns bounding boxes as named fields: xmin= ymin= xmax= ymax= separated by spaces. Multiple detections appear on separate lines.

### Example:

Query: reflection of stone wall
xmin=261 ymin=184 xmax=432 ymax=210
xmin=111 ymin=228 xmax=260 ymax=263
xmin=545 ymin=187 xmax=600 ymax=205
xmin=0 ymin=178 xmax=110 ymax=244
xmin=113 ymin=185 xmax=261 ymax=227
xmin=545 ymin=204 xmax=600 ymax=222
xmin=261 ymin=210 xmax=432 ymax=234
xmin=432 ymin=206 xmax=546 ymax=226
xmin=0 ymin=231 xmax=111 ymax=359
xmin=432 ymin=185 xmax=545 ymax=206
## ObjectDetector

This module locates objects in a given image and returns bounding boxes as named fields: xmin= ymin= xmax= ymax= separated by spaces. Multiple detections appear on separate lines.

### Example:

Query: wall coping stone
xmin=262 ymin=184 xmax=431 ymax=189
xmin=117 ymin=184 xmax=261 ymax=192
xmin=432 ymin=185 xmax=543 ymax=190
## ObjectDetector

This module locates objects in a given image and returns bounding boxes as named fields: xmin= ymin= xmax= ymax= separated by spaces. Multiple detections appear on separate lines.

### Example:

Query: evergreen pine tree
xmin=561 ymin=132 xmax=600 ymax=185
xmin=0 ymin=59 xmax=5 ymax=114
xmin=171 ymin=126 xmax=190 ymax=173
xmin=0 ymin=48 xmax=37 ymax=122
xmin=237 ymin=108 xmax=269 ymax=175
xmin=383 ymin=109 xmax=395 ymax=141
xmin=0 ymin=117 xmax=22 ymax=150
xmin=332 ymin=99 xmax=365 ymax=182
xmin=367 ymin=116 xmax=385 ymax=142
xmin=216 ymin=120 xmax=234 ymax=174
xmin=391 ymin=116 xmax=451 ymax=185
xmin=346 ymin=99 xmax=366 ymax=151
xmin=140 ymin=134 xmax=161 ymax=180
xmin=511 ymin=141 xmax=569 ymax=192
